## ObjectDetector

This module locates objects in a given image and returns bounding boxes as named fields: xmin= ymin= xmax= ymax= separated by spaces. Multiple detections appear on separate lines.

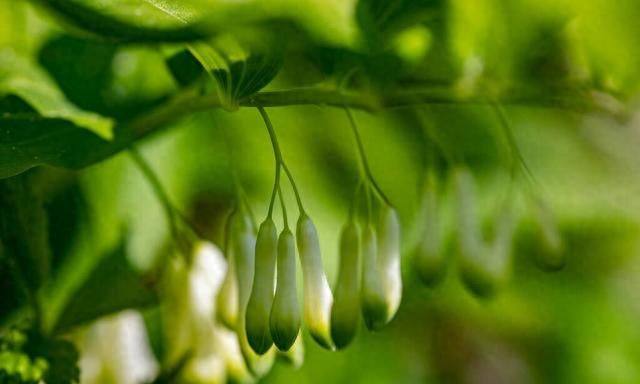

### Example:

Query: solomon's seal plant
xmin=7 ymin=0 xmax=640 ymax=382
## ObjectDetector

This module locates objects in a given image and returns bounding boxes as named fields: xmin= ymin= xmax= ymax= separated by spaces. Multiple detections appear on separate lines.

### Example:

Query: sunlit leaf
xmin=0 ymin=49 xmax=114 ymax=139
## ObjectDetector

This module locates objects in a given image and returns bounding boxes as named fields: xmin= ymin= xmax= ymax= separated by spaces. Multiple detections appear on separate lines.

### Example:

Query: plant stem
xmin=128 ymin=148 xmax=204 ymax=251
xmin=491 ymin=102 xmax=536 ymax=184
xmin=257 ymin=106 xmax=306 ymax=216
xmin=73 ymin=85 xmax=620 ymax=175
xmin=129 ymin=148 xmax=178 ymax=240
xmin=281 ymin=162 xmax=305 ymax=215
xmin=344 ymin=107 xmax=391 ymax=206
xmin=278 ymin=185 xmax=289 ymax=230
xmin=258 ymin=106 xmax=283 ymax=218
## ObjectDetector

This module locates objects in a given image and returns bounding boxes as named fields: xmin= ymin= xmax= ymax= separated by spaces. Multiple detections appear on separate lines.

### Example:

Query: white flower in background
xmin=164 ymin=241 xmax=252 ymax=383
xmin=80 ymin=241 xmax=252 ymax=384
xmin=79 ymin=311 xmax=158 ymax=384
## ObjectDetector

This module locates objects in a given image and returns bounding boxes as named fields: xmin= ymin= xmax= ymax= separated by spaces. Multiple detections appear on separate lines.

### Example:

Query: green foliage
xmin=0 ymin=329 xmax=79 ymax=384
xmin=52 ymin=238 xmax=158 ymax=333
xmin=0 ymin=50 xmax=113 ymax=138
xmin=2 ymin=0 xmax=640 ymax=383
xmin=0 ymin=173 xmax=51 ymax=291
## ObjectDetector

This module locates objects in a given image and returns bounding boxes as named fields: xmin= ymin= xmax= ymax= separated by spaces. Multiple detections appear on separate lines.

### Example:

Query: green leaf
xmin=165 ymin=49 xmax=205 ymax=87
xmin=0 ymin=173 xmax=51 ymax=291
xmin=32 ymin=0 xmax=208 ymax=42
xmin=188 ymin=35 xmax=282 ymax=108
xmin=34 ymin=0 xmax=361 ymax=47
xmin=0 ymin=88 xmax=202 ymax=179
xmin=52 ymin=237 xmax=159 ymax=333
xmin=0 ymin=49 xmax=113 ymax=139
xmin=0 ymin=117 xmax=110 ymax=179
xmin=23 ymin=334 xmax=79 ymax=384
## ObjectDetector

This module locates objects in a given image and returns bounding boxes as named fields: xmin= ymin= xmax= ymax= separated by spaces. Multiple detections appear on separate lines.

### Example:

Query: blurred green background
xmin=3 ymin=0 xmax=640 ymax=383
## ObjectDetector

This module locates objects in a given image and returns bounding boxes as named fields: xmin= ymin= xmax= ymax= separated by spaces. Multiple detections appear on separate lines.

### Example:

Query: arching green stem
xmin=257 ymin=106 xmax=306 ymax=216
xmin=344 ymin=107 xmax=391 ymax=206
xmin=278 ymin=185 xmax=289 ymax=230
xmin=491 ymin=102 xmax=536 ymax=185
xmin=129 ymin=148 xmax=179 ymax=243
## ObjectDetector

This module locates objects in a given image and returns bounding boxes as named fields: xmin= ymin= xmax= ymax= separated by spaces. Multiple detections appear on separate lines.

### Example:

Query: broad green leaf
xmin=0 ymin=87 xmax=204 ymax=180
xmin=0 ymin=49 xmax=113 ymax=139
xmin=0 ymin=117 xmax=111 ymax=179
xmin=32 ymin=0 xmax=208 ymax=42
xmin=0 ymin=173 xmax=51 ymax=291
xmin=52 ymin=238 xmax=158 ymax=333
xmin=34 ymin=0 xmax=361 ymax=47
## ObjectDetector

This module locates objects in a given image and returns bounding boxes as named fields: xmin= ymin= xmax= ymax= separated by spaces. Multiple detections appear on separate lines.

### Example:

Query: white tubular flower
xmin=454 ymin=167 xmax=514 ymax=297
xmin=361 ymin=223 xmax=387 ymax=330
xmin=414 ymin=170 xmax=447 ymax=285
xmin=270 ymin=228 xmax=301 ymax=351
xmin=216 ymin=211 xmax=240 ymax=329
xmin=245 ymin=218 xmax=278 ymax=354
xmin=330 ymin=220 xmax=361 ymax=349
xmin=232 ymin=211 xmax=276 ymax=377
xmin=376 ymin=205 xmax=402 ymax=324
xmin=79 ymin=311 xmax=158 ymax=384
xmin=296 ymin=214 xmax=335 ymax=350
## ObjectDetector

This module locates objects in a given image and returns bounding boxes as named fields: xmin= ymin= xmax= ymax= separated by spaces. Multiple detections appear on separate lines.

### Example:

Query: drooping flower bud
xmin=277 ymin=333 xmax=304 ymax=369
xmin=331 ymin=220 xmax=361 ymax=349
xmin=414 ymin=170 xmax=447 ymax=285
xmin=532 ymin=198 xmax=565 ymax=271
xmin=361 ymin=224 xmax=387 ymax=330
xmin=232 ymin=211 xmax=275 ymax=377
xmin=270 ymin=229 xmax=301 ymax=351
xmin=454 ymin=167 xmax=483 ymax=260
xmin=296 ymin=214 xmax=334 ymax=350
xmin=455 ymin=167 xmax=514 ymax=297
xmin=216 ymin=210 xmax=240 ymax=329
xmin=246 ymin=218 xmax=278 ymax=354
xmin=376 ymin=205 xmax=402 ymax=323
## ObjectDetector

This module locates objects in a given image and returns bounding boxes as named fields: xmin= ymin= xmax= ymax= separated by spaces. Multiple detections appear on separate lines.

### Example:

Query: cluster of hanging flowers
xmin=155 ymin=106 xmax=565 ymax=382
xmin=412 ymin=165 xmax=565 ymax=295
xmin=210 ymin=107 xmax=403 ymax=380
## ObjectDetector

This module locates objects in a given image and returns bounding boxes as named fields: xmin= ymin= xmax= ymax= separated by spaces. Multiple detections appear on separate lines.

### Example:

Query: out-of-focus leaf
xmin=0 ymin=117 xmax=110 ymax=179
xmin=0 ymin=49 xmax=113 ymax=139
xmin=22 ymin=334 xmax=79 ymax=384
xmin=33 ymin=0 xmax=361 ymax=47
xmin=0 ymin=257 xmax=27 ymax=325
xmin=31 ymin=0 xmax=208 ymax=42
xmin=52 ymin=238 xmax=159 ymax=333
xmin=37 ymin=35 xmax=117 ymax=115
xmin=0 ymin=173 xmax=51 ymax=291
xmin=165 ymin=49 xmax=205 ymax=87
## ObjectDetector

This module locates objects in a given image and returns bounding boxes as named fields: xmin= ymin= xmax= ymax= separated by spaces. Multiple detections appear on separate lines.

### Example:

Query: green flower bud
xmin=246 ymin=219 xmax=278 ymax=354
xmin=533 ymin=198 xmax=565 ymax=271
xmin=216 ymin=210 xmax=240 ymax=329
xmin=296 ymin=214 xmax=335 ymax=350
xmin=270 ymin=229 xmax=301 ymax=351
xmin=232 ymin=211 xmax=275 ymax=377
xmin=361 ymin=224 xmax=387 ymax=330
xmin=454 ymin=168 xmax=483 ymax=259
xmin=277 ymin=333 xmax=304 ymax=369
xmin=377 ymin=205 xmax=402 ymax=323
xmin=414 ymin=170 xmax=447 ymax=285
xmin=161 ymin=254 xmax=192 ymax=368
xmin=455 ymin=168 xmax=514 ymax=298
xmin=331 ymin=220 xmax=361 ymax=349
